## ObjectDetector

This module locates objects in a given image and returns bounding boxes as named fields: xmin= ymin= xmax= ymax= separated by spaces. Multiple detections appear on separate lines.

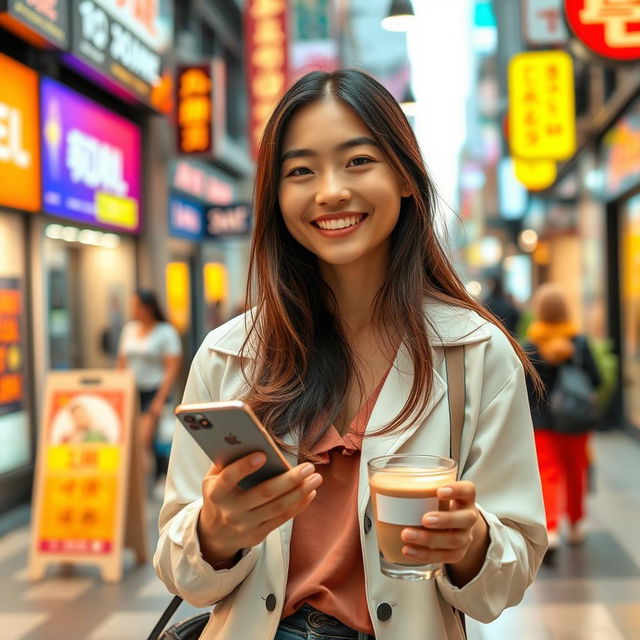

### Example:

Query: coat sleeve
xmin=153 ymin=343 xmax=261 ymax=608
xmin=436 ymin=329 xmax=548 ymax=623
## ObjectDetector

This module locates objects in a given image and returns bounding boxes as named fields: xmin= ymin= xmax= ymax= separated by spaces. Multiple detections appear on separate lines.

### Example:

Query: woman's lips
xmin=311 ymin=213 xmax=368 ymax=237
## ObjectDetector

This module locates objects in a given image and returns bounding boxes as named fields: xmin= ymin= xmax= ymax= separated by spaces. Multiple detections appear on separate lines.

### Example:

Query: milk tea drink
xmin=367 ymin=455 xmax=457 ymax=579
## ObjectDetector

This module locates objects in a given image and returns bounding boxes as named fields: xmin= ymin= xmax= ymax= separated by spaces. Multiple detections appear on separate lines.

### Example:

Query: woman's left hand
xmin=400 ymin=481 xmax=488 ymax=575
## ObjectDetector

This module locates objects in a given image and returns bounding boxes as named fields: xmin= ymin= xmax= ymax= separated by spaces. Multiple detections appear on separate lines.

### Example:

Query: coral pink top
xmin=282 ymin=374 xmax=389 ymax=634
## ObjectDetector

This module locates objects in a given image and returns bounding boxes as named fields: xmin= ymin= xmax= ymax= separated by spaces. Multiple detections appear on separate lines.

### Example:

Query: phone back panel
xmin=176 ymin=404 xmax=290 ymax=490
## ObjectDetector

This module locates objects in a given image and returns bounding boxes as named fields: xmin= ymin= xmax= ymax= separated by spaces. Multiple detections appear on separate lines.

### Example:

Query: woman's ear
xmin=401 ymin=182 xmax=412 ymax=198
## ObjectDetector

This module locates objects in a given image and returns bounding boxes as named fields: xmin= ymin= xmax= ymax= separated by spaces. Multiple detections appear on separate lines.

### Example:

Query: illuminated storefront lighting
xmin=44 ymin=224 xmax=121 ymax=248
xmin=518 ymin=229 xmax=539 ymax=252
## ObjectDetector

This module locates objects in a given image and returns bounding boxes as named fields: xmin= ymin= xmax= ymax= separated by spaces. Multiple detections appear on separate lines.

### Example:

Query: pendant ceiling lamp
xmin=381 ymin=0 xmax=415 ymax=32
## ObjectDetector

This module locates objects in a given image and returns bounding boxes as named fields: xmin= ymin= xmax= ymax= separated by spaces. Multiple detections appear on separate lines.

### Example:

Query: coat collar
xmin=204 ymin=298 xmax=491 ymax=357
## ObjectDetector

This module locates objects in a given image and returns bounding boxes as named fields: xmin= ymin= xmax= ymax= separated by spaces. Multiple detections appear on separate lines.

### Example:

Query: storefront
xmin=38 ymin=76 xmax=142 ymax=371
xmin=0 ymin=53 xmax=40 ymax=511
xmin=600 ymin=95 xmax=640 ymax=435
xmin=167 ymin=159 xmax=250 ymax=358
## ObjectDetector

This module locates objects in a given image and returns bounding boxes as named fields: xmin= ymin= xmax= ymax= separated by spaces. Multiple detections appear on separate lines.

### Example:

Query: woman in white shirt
xmin=118 ymin=289 xmax=182 ymax=474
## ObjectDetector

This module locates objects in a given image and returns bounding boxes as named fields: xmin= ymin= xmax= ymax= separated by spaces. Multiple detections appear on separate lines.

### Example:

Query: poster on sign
xmin=40 ymin=77 xmax=142 ymax=232
xmin=27 ymin=370 xmax=146 ymax=583
xmin=205 ymin=203 xmax=252 ymax=238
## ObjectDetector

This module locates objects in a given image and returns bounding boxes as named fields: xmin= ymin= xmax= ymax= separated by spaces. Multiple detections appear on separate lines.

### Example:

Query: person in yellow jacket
xmin=524 ymin=284 xmax=601 ymax=564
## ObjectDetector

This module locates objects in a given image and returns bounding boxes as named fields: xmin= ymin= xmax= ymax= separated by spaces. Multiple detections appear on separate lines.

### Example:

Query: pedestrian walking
xmin=524 ymin=283 xmax=601 ymax=564
xmin=154 ymin=69 xmax=547 ymax=639
xmin=117 ymin=289 xmax=182 ymax=479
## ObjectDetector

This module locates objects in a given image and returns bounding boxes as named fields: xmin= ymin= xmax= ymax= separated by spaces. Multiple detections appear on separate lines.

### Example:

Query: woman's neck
xmin=319 ymin=250 xmax=389 ymax=337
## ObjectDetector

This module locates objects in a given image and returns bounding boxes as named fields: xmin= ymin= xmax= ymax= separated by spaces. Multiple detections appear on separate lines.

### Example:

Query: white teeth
xmin=315 ymin=215 xmax=364 ymax=230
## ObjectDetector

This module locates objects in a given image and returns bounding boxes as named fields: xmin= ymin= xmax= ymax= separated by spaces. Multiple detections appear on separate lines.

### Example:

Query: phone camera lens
xmin=199 ymin=418 xmax=211 ymax=428
xmin=184 ymin=415 xmax=196 ymax=423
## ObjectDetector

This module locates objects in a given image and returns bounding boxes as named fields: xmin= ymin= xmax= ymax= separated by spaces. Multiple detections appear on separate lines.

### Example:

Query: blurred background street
xmin=0 ymin=1 xmax=639 ymax=638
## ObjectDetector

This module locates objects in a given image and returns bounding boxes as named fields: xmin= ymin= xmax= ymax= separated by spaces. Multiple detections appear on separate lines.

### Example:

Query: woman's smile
xmin=312 ymin=212 xmax=369 ymax=236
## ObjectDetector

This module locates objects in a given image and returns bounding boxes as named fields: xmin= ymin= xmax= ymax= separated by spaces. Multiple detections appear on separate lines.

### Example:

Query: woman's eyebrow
xmin=280 ymin=136 xmax=380 ymax=162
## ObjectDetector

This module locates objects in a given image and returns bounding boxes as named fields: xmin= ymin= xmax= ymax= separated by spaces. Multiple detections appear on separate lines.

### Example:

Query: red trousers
xmin=534 ymin=429 xmax=589 ymax=532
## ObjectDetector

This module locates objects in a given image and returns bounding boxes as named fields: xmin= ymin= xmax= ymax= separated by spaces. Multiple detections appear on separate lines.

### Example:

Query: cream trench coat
xmin=154 ymin=300 xmax=548 ymax=639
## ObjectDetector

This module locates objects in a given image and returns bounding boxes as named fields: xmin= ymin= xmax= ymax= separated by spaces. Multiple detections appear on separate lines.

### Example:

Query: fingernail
xmin=300 ymin=464 xmax=314 ymax=477
xmin=403 ymin=530 xmax=418 ymax=541
xmin=403 ymin=547 xmax=417 ymax=556
xmin=439 ymin=487 xmax=454 ymax=497
xmin=425 ymin=516 xmax=439 ymax=525
xmin=250 ymin=453 xmax=265 ymax=466
xmin=307 ymin=474 xmax=323 ymax=489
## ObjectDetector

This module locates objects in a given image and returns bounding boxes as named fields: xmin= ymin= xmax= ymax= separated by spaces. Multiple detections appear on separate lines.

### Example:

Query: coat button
xmin=364 ymin=515 xmax=372 ymax=534
xmin=377 ymin=602 xmax=392 ymax=621
xmin=265 ymin=593 xmax=277 ymax=612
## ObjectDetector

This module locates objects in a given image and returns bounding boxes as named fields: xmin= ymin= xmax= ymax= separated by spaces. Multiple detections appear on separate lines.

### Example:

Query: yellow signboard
xmin=513 ymin=157 xmax=558 ymax=191
xmin=28 ymin=371 xmax=147 ymax=582
xmin=508 ymin=50 xmax=576 ymax=160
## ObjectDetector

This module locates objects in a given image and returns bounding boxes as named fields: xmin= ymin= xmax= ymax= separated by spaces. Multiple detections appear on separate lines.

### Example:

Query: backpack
xmin=550 ymin=336 xmax=600 ymax=434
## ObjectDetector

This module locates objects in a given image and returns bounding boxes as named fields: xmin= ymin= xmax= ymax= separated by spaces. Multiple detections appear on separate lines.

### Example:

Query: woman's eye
xmin=287 ymin=166 xmax=313 ymax=177
xmin=349 ymin=156 xmax=373 ymax=167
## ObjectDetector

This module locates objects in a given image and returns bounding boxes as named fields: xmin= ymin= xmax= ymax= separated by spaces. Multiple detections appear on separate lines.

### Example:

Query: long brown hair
xmin=241 ymin=69 xmax=539 ymax=458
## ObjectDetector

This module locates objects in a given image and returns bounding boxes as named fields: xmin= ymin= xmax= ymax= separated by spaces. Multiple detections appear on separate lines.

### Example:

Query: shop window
xmin=225 ymin=47 xmax=246 ymax=143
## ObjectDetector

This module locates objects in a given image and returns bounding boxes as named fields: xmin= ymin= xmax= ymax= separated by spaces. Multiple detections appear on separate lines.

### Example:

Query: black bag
xmin=146 ymin=596 xmax=209 ymax=640
xmin=550 ymin=336 xmax=600 ymax=434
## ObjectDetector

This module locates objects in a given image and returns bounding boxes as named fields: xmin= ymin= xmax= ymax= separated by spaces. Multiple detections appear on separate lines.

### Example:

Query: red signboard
xmin=564 ymin=0 xmax=640 ymax=61
xmin=245 ymin=0 xmax=289 ymax=160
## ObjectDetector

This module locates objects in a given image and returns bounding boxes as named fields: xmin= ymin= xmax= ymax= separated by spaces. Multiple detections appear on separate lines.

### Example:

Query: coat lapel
xmin=357 ymin=343 xmax=447 ymax=513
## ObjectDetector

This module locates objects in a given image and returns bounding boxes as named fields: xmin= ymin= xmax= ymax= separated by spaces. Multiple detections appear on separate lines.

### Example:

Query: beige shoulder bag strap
xmin=445 ymin=345 xmax=465 ymax=475
xmin=444 ymin=345 xmax=467 ymax=638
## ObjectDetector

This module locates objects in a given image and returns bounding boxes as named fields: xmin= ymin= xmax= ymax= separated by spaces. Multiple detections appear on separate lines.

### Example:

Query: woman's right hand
xmin=197 ymin=452 xmax=322 ymax=568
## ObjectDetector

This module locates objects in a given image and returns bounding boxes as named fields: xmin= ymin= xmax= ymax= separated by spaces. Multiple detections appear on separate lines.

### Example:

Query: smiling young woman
xmin=154 ymin=70 xmax=547 ymax=640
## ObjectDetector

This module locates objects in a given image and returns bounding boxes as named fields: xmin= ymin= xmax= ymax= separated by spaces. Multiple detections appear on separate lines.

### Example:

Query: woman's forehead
xmin=281 ymin=98 xmax=374 ymax=150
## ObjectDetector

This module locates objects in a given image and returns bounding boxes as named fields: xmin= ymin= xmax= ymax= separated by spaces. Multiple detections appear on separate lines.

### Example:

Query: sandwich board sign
xmin=28 ymin=370 xmax=147 ymax=582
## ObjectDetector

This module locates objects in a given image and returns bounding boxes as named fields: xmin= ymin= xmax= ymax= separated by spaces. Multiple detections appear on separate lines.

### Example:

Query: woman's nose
xmin=314 ymin=173 xmax=351 ymax=206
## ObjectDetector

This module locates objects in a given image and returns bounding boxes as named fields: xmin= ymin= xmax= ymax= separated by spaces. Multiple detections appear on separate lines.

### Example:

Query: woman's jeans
xmin=275 ymin=604 xmax=375 ymax=640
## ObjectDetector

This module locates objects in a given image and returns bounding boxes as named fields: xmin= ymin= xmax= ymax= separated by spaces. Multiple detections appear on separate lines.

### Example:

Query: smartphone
xmin=174 ymin=400 xmax=292 ymax=490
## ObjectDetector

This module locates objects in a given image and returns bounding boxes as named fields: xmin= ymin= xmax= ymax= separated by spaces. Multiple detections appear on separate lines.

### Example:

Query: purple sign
xmin=40 ymin=77 xmax=142 ymax=232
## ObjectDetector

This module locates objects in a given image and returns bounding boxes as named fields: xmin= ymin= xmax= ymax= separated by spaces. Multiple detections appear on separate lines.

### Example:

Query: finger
xmin=401 ymin=544 xmax=463 ymax=565
xmin=248 ymin=472 xmax=323 ymax=524
xmin=208 ymin=452 xmax=267 ymax=500
xmin=420 ymin=508 xmax=477 ymax=531
xmin=239 ymin=463 xmax=317 ymax=510
xmin=437 ymin=481 xmax=476 ymax=507
xmin=249 ymin=489 xmax=318 ymax=544
xmin=401 ymin=526 xmax=472 ymax=550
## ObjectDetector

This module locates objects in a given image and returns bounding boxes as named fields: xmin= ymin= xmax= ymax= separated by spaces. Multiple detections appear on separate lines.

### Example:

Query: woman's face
xmin=131 ymin=295 xmax=148 ymax=322
xmin=278 ymin=98 xmax=409 ymax=273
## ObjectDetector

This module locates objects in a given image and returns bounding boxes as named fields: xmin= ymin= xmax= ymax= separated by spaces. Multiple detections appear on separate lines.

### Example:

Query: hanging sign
xmin=564 ymin=0 xmax=640 ymax=61
xmin=0 ymin=54 xmax=41 ymax=212
xmin=205 ymin=203 xmax=252 ymax=238
xmin=67 ymin=0 xmax=173 ymax=108
xmin=168 ymin=196 xmax=204 ymax=241
xmin=28 ymin=370 xmax=146 ymax=582
xmin=40 ymin=77 xmax=142 ymax=232
xmin=176 ymin=64 xmax=213 ymax=155
xmin=508 ymin=50 xmax=576 ymax=160
xmin=522 ymin=0 xmax=568 ymax=45
xmin=0 ymin=0 xmax=70 ymax=48
xmin=245 ymin=0 xmax=289 ymax=159
xmin=514 ymin=157 xmax=558 ymax=190
xmin=170 ymin=159 xmax=235 ymax=205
